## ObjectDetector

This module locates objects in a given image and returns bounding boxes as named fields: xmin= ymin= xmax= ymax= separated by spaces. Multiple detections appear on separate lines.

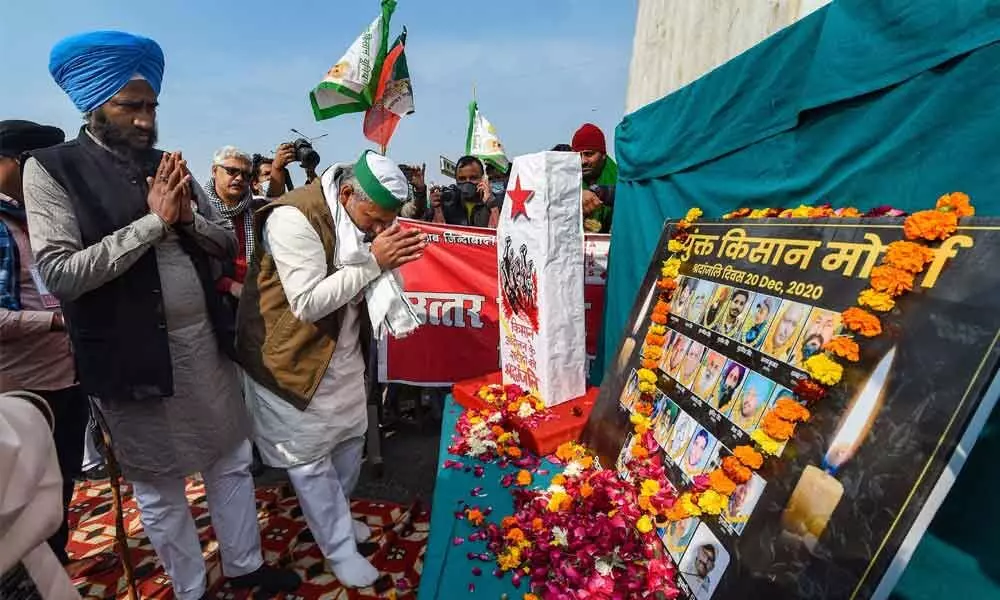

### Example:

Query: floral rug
xmin=66 ymin=479 xmax=426 ymax=599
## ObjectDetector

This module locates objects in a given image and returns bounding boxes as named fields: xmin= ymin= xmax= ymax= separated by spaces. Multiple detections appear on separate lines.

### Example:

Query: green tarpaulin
xmin=603 ymin=1 xmax=1000 ymax=597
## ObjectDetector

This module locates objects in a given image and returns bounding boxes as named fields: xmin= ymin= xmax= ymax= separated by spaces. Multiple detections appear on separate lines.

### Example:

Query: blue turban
xmin=49 ymin=30 xmax=164 ymax=113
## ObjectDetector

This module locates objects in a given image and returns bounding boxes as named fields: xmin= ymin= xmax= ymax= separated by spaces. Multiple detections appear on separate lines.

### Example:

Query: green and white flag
xmin=310 ymin=0 xmax=396 ymax=121
xmin=466 ymin=100 xmax=510 ymax=172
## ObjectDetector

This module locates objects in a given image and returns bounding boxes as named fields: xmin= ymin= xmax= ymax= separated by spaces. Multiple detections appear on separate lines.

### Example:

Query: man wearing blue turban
xmin=23 ymin=31 xmax=300 ymax=598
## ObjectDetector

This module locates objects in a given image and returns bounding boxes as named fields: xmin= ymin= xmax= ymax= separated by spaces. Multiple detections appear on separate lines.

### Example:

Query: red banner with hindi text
xmin=378 ymin=220 xmax=608 ymax=385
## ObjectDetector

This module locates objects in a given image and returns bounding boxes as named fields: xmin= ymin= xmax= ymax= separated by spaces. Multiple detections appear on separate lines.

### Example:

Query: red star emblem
xmin=507 ymin=175 xmax=534 ymax=220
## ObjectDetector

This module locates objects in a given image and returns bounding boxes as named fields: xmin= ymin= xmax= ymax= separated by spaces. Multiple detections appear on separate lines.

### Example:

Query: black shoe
xmin=82 ymin=465 xmax=109 ymax=481
xmin=229 ymin=564 xmax=301 ymax=594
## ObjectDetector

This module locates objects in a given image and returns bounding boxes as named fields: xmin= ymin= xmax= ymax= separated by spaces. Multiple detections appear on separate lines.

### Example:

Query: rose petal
xmin=452 ymin=537 xmax=465 ymax=546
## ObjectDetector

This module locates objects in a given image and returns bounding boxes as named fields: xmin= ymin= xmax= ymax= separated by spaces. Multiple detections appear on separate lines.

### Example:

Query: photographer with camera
xmin=265 ymin=139 xmax=321 ymax=198
xmin=429 ymin=155 xmax=499 ymax=228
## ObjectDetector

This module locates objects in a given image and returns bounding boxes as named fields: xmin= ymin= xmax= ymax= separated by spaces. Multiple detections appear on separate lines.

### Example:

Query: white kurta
xmin=249 ymin=189 xmax=382 ymax=469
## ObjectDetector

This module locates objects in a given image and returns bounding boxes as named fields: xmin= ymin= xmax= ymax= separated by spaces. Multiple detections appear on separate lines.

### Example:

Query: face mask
xmin=257 ymin=180 xmax=269 ymax=196
xmin=457 ymin=181 xmax=479 ymax=202
xmin=491 ymin=181 xmax=506 ymax=196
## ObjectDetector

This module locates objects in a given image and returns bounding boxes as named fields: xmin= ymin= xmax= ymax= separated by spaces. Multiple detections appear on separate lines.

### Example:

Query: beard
xmin=89 ymin=109 xmax=158 ymax=169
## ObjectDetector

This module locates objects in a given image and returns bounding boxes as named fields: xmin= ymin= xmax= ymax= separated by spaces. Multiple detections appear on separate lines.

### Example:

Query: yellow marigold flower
xmin=551 ymin=474 xmax=566 ymax=486
xmin=547 ymin=491 xmax=571 ymax=513
xmin=636 ymin=514 xmax=654 ymax=534
xmin=750 ymin=429 xmax=783 ymax=456
xmin=804 ymin=353 xmax=844 ymax=386
xmin=640 ymin=479 xmax=661 ymax=497
xmin=856 ymin=288 xmax=895 ymax=312
xmin=749 ymin=208 xmax=771 ymax=218
xmin=498 ymin=547 xmax=522 ymax=571
xmin=661 ymin=258 xmax=682 ymax=278
xmin=637 ymin=368 xmax=658 ymax=383
xmin=525 ymin=594 xmax=541 ymax=600
xmin=630 ymin=413 xmax=652 ymax=435
xmin=668 ymin=239 xmax=686 ymax=253
xmin=790 ymin=204 xmax=813 ymax=218
xmin=638 ymin=381 xmax=657 ymax=395
xmin=679 ymin=493 xmax=702 ymax=517
xmin=684 ymin=207 xmax=703 ymax=222
xmin=697 ymin=490 xmax=727 ymax=515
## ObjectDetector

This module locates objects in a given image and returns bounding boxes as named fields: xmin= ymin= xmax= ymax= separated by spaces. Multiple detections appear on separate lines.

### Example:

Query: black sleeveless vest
xmin=32 ymin=128 xmax=235 ymax=401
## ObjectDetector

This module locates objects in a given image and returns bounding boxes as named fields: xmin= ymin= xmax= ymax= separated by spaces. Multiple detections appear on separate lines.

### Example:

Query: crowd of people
xmin=0 ymin=27 xmax=618 ymax=599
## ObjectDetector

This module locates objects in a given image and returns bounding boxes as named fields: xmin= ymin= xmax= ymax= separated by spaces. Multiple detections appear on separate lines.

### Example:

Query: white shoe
xmin=352 ymin=519 xmax=372 ymax=542
xmin=330 ymin=553 xmax=379 ymax=588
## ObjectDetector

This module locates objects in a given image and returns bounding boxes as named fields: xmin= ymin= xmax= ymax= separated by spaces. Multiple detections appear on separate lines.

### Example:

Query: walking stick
xmin=91 ymin=403 xmax=139 ymax=600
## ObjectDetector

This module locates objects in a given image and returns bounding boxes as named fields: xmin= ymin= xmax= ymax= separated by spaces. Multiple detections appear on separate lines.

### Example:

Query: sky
xmin=0 ymin=0 xmax=637 ymax=185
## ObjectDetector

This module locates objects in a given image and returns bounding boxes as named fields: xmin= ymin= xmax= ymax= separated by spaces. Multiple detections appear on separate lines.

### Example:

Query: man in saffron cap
xmin=23 ymin=30 xmax=300 ymax=598
xmin=571 ymin=122 xmax=617 ymax=233
xmin=238 ymin=151 xmax=424 ymax=587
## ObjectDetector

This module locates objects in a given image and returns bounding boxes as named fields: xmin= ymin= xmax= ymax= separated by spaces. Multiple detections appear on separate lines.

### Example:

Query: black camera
xmin=290 ymin=138 xmax=320 ymax=170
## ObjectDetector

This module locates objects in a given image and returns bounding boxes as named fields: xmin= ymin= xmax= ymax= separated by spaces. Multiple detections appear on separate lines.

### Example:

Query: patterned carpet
xmin=66 ymin=479 xmax=427 ymax=599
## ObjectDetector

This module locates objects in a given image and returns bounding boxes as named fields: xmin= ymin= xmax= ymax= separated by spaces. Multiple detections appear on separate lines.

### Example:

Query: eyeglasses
xmin=217 ymin=165 xmax=251 ymax=180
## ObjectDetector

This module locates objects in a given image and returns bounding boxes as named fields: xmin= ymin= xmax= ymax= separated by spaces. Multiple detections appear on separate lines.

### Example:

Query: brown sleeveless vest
xmin=236 ymin=182 xmax=355 ymax=410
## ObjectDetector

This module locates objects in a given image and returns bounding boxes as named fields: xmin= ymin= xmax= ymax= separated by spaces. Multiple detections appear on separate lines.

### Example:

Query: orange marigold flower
xmin=732 ymin=445 xmax=764 ymax=470
xmin=505 ymin=527 xmax=526 ymax=543
xmin=773 ymin=397 xmax=811 ymax=423
xmin=551 ymin=474 xmax=567 ymax=486
xmin=491 ymin=425 xmax=506 ymax=436
xmin=842 ymin=307 xmax=882 ymax=338
xmin=506 ymin=446 xmax=522 ymax=459
xmin=502 ymin=516 xmax=518 ymax=528
xmin=640 ymin=359 xmax=658 ymax=370
xmin=634 ymin=401 xmax=654 ymax=417
xmin=869 ymin=265 xmax=914 ymax=297
xmin=555 ymin=442 xmax=577 ymax=462
xmin=708 ymin=469 xmax=737 ymax=495
xmin=638 ymin=494 xmax=654 ymax=512
xmin=823 ymin=336 xmax=860 ymax=362
xmin=653 ymin=300 xmax=670 ymax=315
xmin=884 ymin=241 xmax=935 ymax=274
xmin=580 ymin=481 xmax=594 ymax=498
xmin=904 ymin=209 xmax=958 ymax=241
xmin=531 ymin=517 xmax=544 ymax=530
xmin=651 ymin=313 xmax=668 ymax=325
xmin=936 ymin=192 xmax=975 ymax=217
xmin=579 ymin=455 xmax=594 ymax=469
xmin=721 ymin=456 xmax=752 ymax=484
xmin=516 ymin=470 xmax=532 ymax=486
xmin=760 ymin=412 xmax=796 ymax=441
xmin=837 ymin=207 xmax=862 ymax=217
xmin=645 ymin=333 xmax=667 ymax=346
xmin=631 ymin=443 xmax=649 ymax=460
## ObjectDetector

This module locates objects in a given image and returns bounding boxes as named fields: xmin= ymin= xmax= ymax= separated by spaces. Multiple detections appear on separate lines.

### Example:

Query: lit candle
xmin=780 ymin=347 xmax=897 ymax=552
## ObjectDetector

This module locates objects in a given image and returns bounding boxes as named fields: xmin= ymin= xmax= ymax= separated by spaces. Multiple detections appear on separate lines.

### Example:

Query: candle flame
xmin=823 ymin=347 xmax=896 ymax=473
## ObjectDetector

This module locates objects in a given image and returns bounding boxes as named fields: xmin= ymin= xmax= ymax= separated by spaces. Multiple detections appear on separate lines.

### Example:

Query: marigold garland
xmin=750 ymin=429 xmax=783 ymax=456
xmin=857 ymin=288 xmax=896 ymax=312
xmin=842 ymin=306 xmax=883 ymax=337
xmin=823 ymin=336 xmax=860 ymax=362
